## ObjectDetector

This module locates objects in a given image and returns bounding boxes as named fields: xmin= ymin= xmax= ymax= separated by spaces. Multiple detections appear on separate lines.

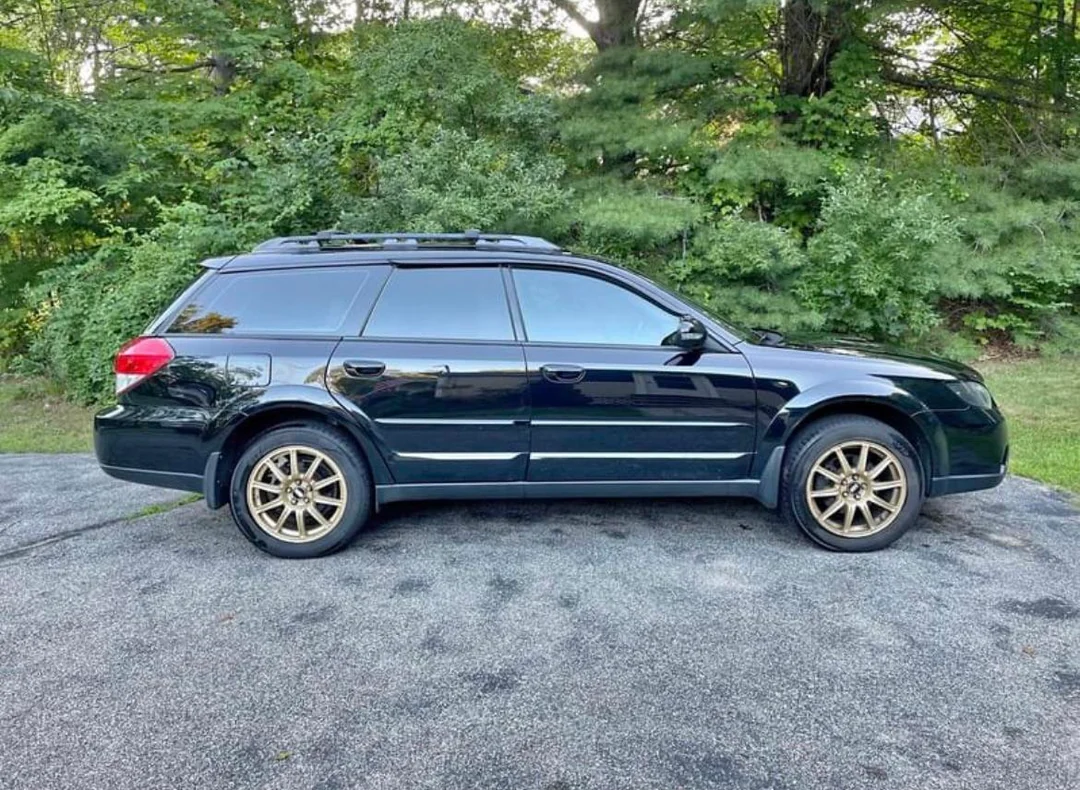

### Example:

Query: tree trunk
xmin=553 ymin=0 xmax=643 ymax=50
xmin=1051 ymin=0 xmax=1070 ymax=104
xmin=779 ymin=0 xmax=848 ymax=99
xmin=209 ymin=53 xmax=235 ymax=95
xmin=592 ymin=0 xmax=641 ymax=49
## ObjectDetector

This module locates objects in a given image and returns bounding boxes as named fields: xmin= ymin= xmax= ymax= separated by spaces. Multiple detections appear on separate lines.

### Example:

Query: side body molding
xmin=203 ymin=378 xmax=951 ymax=514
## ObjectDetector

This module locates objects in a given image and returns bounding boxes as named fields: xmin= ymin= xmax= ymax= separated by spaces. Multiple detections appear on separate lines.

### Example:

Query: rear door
xmin=327 ymin=265 xmax=529 ymax=484
xmin=510 ymin=266 xmax=757 ymax=482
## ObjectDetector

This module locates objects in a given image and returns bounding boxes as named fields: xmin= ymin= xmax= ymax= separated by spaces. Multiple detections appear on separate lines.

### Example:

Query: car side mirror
xmin=675 ymin=316 xmax=707 ymax=350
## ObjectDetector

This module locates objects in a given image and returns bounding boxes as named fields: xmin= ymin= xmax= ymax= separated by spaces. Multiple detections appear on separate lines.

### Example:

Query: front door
xmin=510 ymin=267 xmax=757 ymax=482
xmin=327 ymin=265 xmax=528 ymax=484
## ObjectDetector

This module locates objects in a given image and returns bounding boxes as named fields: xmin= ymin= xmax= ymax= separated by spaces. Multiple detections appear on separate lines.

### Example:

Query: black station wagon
xmin=95 ymin=231 xmax=1009 ymax=558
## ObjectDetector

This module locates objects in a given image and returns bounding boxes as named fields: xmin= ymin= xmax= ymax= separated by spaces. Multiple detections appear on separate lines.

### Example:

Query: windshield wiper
xmin=753 ymin=328 xmax=786 ymax=346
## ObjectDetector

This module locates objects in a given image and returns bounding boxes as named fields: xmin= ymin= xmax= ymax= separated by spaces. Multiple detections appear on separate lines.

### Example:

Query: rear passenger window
xmin=167 ymin=268 xmax=372 ymax=335
xmin=363 ymin=267 xmax=514 ymax=341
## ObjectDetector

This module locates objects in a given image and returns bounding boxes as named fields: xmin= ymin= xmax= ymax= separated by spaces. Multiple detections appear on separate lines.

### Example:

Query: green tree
xmin=2 ymin=0 xmax=1080 ymax=397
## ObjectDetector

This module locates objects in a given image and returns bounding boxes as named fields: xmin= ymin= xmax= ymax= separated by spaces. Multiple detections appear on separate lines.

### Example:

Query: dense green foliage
xmin=2 ymin=0 xmax=1079 ymax=401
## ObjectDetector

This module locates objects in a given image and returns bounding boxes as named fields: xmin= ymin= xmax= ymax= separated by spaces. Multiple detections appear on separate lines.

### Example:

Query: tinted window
xmin=168 ymin=268 xmax=371 ymax=335
xmin=363 ymin=267 xmax=514 ymax=341
xmin=513 ymin=268 xmax=679 ymax=346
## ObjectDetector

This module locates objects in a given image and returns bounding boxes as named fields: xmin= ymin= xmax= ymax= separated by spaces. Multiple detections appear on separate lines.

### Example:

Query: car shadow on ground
xmin=183 ymin=481 xmax=1076 ymax=564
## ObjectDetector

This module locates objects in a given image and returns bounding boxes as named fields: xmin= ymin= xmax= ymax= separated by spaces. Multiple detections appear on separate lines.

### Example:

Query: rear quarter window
xmin=167 ymin=267 xmax=379 ymax=335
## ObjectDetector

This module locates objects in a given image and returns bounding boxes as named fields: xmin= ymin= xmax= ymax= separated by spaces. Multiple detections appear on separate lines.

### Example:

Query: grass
xmin=127 ymin=493 xmax=204 ymax=520
xmin=977 ymin=356 xmax=1080 ymax=495
xmin=1 ymin=358 xmax=1077 ymax=494
xmin=0 ymin=375 xmax=95 ymax=453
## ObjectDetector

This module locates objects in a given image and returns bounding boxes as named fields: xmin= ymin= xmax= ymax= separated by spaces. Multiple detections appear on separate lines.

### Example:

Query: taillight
xmin=114 ymin=336 xmax=174 ymax=395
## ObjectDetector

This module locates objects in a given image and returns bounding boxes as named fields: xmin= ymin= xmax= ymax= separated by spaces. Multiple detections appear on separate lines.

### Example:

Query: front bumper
xmin=926 ymin=405 xmax=1009 ymax=498
xmin=928 ymin=465 xmax=1007 ymax=497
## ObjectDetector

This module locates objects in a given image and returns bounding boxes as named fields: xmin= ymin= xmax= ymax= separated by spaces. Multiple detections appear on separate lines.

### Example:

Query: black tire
xmin=229 ymin=423 xmax=372 ymax=558
xmin=780 ymin=415 xmax=924 ymax=552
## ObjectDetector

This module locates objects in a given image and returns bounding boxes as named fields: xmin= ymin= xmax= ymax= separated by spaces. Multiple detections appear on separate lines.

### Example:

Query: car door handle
xmin=343 ymin=360 xmax=386 ymax=378
xmin=540 ymin=364 xmax=586 ymax=384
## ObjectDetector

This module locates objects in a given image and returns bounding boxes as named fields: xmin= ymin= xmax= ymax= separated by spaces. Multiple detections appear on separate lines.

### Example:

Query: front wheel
xmin=229 ymin=424 xmax=372 ymax=558
xmin=781 ymin=416 xmax=924 ymax=552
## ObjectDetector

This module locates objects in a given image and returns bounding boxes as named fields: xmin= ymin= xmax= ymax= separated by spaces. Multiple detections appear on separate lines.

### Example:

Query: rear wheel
xmin=781 ymin=415 xmax=924 ymax=552
xmin=229 ymin=424 xmax=371 ymax=558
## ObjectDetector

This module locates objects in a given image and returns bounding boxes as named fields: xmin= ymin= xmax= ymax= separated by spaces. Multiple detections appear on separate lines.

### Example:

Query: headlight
xmin=946 ymin=380 xmax=994 ymax=410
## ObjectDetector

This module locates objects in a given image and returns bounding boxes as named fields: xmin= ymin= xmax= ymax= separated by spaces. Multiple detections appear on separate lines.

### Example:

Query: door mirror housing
xmin=675 ymin=316 xmax=707 ymax=350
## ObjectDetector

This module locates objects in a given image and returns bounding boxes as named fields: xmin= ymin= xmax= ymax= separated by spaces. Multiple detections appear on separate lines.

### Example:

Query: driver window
xmin=513 ymin=268 xmax=680 ymax=346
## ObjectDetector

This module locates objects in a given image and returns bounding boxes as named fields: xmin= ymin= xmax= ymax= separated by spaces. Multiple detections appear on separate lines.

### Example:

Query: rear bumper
xmin=99 ymin=463 xmax=204 ymax=494
xmin=95 ymin=403 xmax=212 ymax=496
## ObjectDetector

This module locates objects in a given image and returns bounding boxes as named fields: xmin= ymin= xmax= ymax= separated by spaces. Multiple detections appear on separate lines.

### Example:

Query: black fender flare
xmin=201 ymin=385 xmax=392 ymax=509
xmin=753 ymin=378 xmax=948 ymax=509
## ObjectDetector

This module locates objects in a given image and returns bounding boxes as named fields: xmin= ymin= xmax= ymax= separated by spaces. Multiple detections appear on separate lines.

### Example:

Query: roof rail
xmin=252 ymin=229 xmax=561 ymax=253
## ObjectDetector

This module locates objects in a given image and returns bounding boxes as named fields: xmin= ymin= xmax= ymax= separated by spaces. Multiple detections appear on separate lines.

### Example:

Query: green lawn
xmin=0 ymin=376 xmax=95 ymax=453
xmin=977 ymin=357 xmax=1080 ymax=495
xmin=1 ymin=359 xmax=1077 ymax=494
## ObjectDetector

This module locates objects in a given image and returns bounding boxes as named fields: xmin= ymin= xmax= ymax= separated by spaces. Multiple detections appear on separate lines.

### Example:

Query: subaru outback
xmin=95 ymin=231 xmax=1008 ymax=558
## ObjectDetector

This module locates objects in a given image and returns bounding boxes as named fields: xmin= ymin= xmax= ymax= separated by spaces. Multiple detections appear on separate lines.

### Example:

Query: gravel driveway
xmin=0 ymin=454 xmax=1077 ymax=790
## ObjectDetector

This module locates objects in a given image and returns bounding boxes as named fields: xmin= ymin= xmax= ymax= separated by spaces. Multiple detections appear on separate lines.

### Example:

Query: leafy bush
xmin=801 ymin=171 xmax=959 ymax=339
xmin=935 ymin=163 xmax=1080 ymax=347
xmin=665 ymin=219 xmax=823 ymax=334
xmin=344 ymin=128 xmax=569 ymax=232
xmin=563 ymin=183 xmax=705 ymax=259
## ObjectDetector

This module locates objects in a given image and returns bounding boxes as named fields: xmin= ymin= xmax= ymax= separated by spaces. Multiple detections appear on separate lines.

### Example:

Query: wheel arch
xmin=203 ymin=397 xmax=391 ymax=509
xmin=786 ymin=399 xmax=936 ymax=481
xmin=754 ymin=381 xmax=948 ymax=508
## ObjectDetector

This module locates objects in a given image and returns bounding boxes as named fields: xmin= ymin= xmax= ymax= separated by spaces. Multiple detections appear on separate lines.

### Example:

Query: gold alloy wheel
xmin=245 ymin=445 xmax=348 ymax=543
xmin=804 ymin=440 xmax=908 ymax=537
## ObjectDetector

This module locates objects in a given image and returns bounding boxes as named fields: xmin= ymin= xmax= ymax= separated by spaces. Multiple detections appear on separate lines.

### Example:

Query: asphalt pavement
xmin=0 ymin=454 xmax=1077 ymax=790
